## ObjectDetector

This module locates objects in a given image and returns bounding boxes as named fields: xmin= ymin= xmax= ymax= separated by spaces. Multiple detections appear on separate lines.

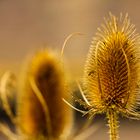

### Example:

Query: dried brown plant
xmin=66 ymin=13 xmax=140 ymax=140
xmin=17 ymin=49 xmax=73 ymax=140
xmin=0 ymin=49 xmax=73 ymax=140
xmin=0 ymin=33 xmax=99 ymax=140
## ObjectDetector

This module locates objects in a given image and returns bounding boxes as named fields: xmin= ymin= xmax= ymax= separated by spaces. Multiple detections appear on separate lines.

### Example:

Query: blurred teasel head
xmin=17 ymin=49 xmax=73 ymax=140
xmin=82 ymin=13 xmax=140 ymax=140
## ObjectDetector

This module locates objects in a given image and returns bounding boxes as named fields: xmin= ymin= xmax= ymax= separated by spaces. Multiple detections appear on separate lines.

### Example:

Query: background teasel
xmin=0 ymin=49 xmax=73 ymax=140
xmin=0 ymin=32 xmax=101 ymax=140
xmin=17 ymin=49 xmax=73 ymax=140
xmin=71 ymin=13 xmax=140 ymax=140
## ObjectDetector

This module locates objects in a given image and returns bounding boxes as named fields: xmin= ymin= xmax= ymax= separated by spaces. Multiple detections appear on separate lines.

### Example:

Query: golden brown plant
xmin=15 ymin=33 xmax=87 ymax=140
xmin=0 ymin=71 xmax=17 ymax=121
xmin=17 ymin=49 xmax=73 ymax=140
xmin=68 ymin=13 xmax=140 ymax=140
xmin=0 ymin=33 xmax=100 ymax=140
xmin=0 ymin=49 xmax=73 ymax=140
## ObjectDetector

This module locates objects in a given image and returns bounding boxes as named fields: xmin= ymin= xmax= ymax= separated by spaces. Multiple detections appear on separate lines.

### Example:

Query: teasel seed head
xmin=17 ymin=49 xmax=73 ymax=140
xmin=81 ymin=13 xmax=140 ymax=140
xmin=84 ymin=13 xmax=140 ymax=113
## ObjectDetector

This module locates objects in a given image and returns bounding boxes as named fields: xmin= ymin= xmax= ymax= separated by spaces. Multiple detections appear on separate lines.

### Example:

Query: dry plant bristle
xmin=17 ymin=49 xmax=73 ymax=140
xmin=0 ymin=71 xmax=16 ymax=123
xmin=80 ymin=13 xmax=140 ymax=140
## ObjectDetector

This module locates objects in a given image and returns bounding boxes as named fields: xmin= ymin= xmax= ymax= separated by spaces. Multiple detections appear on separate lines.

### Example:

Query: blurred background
xmin=0 ymin=0 xmax=140 ymax=140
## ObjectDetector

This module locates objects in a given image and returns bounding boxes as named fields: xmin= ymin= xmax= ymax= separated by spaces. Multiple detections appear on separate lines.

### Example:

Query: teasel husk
xmin=17 ymin=49 xmax=73 ymax=140
xmin=83 ymin=13 xmax=140 ymax=140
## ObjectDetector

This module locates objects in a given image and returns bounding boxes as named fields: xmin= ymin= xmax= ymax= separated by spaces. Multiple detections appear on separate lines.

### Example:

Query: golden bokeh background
xmin=0 ymin=0 xmax=140 ymax=140
xmin=1 ymin=0 xmax=140 ymax=76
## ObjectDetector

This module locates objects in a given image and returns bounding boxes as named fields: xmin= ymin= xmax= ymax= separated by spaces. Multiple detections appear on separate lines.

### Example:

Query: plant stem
xmin=107 ymin=109 xmax=119 ymax=140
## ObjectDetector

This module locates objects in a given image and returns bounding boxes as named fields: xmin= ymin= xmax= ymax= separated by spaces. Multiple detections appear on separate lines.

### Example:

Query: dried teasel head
xmin=74 ymin=13 xmax=140 ymax=140
xmin=17 ymin=49 xmax=73 ymax=140
xmin=0 ymin=33 xmax=94 ymax=140
xmin=84 ymin=13 xmax=140 ymax=116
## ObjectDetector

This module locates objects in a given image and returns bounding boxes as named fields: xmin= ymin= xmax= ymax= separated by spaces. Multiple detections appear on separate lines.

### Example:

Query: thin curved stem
xmin=0 ymin=123 xmax=17 ymax=140
xmin=76 ymin=80 xmax=91 ymax=106
xmin=62 ymin=98 xmax=87 ymax=114
xmin=29 ymin=76 xmax=52 ymax=140
xmin=0 ymin=71 xmax=16 ymax=124
xmin=61 ymin=32 xmax=85 ymax=57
